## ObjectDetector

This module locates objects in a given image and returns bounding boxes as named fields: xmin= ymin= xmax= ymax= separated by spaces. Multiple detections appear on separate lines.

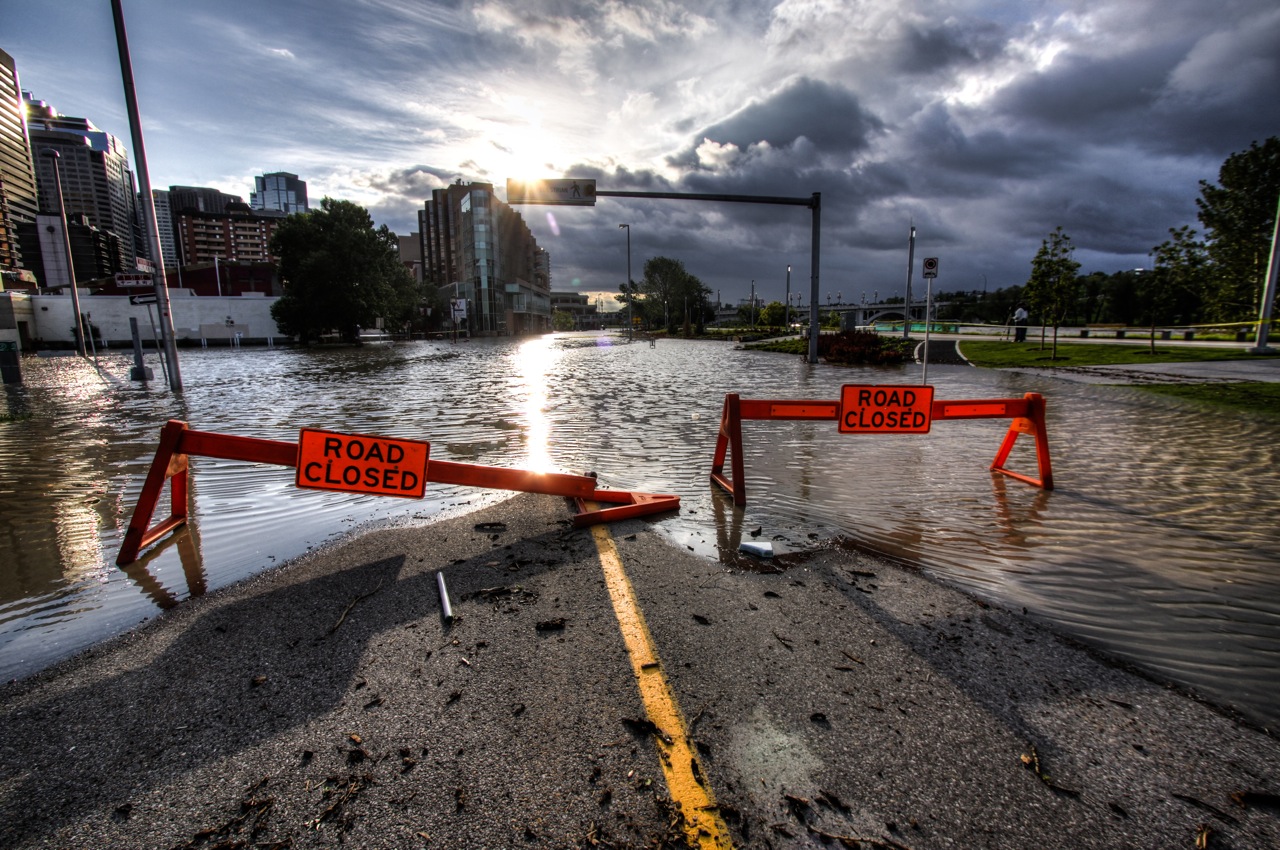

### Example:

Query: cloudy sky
xmin=6 ymin=0 xmax=1278 ymax=308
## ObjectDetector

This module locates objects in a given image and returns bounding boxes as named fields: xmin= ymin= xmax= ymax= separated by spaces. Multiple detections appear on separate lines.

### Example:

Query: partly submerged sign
xmin=506 ymin=178 xmax=597 ymax=206
xmin=296 ymin=428 xmax=430 ymax=498
xmin=838 ymin=384 xmax=934 ymax=434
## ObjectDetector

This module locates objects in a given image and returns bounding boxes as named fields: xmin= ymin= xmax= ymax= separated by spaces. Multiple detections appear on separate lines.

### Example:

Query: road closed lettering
xmin=296 ymin=428 xmax=430 ymax=498
xmin=838 ymin=384 xmax=935 ymax=434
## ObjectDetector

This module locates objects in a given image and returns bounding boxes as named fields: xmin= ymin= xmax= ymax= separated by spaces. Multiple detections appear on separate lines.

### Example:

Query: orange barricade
xmin=117 ymin=419 xmax=680 ymax=566
xmin=710 ymin=389 xmax=1052 ymax=506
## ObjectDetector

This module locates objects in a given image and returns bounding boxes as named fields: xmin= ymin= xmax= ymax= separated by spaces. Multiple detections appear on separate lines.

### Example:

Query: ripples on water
xmin=1 ymin=336 xmax=1278 ymax=730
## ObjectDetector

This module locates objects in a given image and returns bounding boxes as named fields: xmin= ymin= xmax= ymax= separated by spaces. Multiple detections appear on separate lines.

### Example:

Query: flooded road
xmin=2 ymin=334 xmax=1278 ymax=729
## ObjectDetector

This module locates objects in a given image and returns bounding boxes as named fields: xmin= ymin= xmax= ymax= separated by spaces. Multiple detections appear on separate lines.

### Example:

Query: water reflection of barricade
xmin=117 ymin=419 xmax=680 ymax=566
xmin=710 ymin=388 xmax=1052 ymax=506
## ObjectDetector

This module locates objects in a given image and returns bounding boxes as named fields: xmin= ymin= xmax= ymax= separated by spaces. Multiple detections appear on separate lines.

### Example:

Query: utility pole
xmin=619 ymin=223 xmax=632 ymax=340
xmin=112 ymin=0 xmax=182 ymax=391
xmin=785 ymin=264 xmax=791 ymax=331
xmin=1250 ymin=192 xmax=1279 ymax=354
xmin=903 ymin=224 xmax=916 ymax=339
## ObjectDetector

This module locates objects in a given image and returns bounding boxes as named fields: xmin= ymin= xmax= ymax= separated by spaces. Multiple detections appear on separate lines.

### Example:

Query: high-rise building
xmin=0 ymin=49 xmax=38 ymax=286
xmin=24 ymin=93 xmax=141 ymax=273
xmin=251 ymin=172 xmax=307 ymax=214
xmin=419 ymin=180 xmax=550 ymax=335
xmin=167 ymin=185 xmax=242 ymax=216
xmin=17 ymin=212 xmax=118 ymax=289
xmin=149 ymin=189 xmax=179 ymax=268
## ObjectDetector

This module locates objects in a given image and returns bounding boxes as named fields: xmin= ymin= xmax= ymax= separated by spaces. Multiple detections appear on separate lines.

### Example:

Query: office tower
xmin=25 ymin=93 xmax=141 ymax=273
xmin=251 ymin=172 xmax=308 ymax=214
xmin=149 ymin=188 xmax=179 ymax=268
xmin=420 ymin=180 xmax=549 ymax=335
xmin=167 ymin=185 xmax=242 ymax=216
xmin=0 ymin=49 xmax=38 ymax=284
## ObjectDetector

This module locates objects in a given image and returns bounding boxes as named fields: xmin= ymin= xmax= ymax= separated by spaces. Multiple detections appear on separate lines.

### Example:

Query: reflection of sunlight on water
xmin=515 ymin=335 xmax=558 ymax=472
xmin=4 ymin=340 xmax=1280 ymax=730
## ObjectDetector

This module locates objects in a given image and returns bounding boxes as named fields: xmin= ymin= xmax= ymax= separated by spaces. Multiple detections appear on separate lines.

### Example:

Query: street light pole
xmin=619 ymin=223 xmax=632 ymax=340
xmin=785 ymin=264 xmax=791 ymax=332
xmin=750 ymin=279 xmax=756 ymax=329
xmin=903 ymin=224 xmax=916 ymax=340
xmin=41 ymin=150 xmax=86 ymax=356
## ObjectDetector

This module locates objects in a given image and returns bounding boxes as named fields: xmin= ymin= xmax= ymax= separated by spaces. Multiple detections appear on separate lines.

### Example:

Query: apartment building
xmin=174 ymin=202 xmax=283 ymax=266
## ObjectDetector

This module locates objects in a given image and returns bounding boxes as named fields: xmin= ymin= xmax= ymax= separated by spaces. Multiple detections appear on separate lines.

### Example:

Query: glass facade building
xmin=420 ymin=181 xmax=550 ymax=335
xmin=250 ymin=172 xmax=308 ymax=214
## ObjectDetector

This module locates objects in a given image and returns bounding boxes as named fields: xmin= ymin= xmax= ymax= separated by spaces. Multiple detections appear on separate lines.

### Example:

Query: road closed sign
xmin=838 ymin=384 xmax=935 ymax=434
xmin=296 ymin=428 xmax=430 ymax=498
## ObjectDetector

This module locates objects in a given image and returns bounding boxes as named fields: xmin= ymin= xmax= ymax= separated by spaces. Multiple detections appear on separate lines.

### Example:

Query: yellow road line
xmin=589 ymin=523 xmax=733 ymax=850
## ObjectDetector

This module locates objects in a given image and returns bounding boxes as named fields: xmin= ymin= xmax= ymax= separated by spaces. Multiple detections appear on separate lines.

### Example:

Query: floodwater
xmin=2 ymin=334 xmax=1278 ymax=730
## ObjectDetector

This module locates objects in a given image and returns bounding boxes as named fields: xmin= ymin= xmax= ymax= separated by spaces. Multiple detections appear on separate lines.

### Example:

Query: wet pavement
xmin=2 ymin=493 xmax=1278 ymax=849
xmin=994 ymin=356 xmax=1280 ymax=384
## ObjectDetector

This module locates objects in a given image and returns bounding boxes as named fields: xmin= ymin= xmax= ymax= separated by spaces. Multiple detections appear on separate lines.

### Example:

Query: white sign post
xmin=921 ymin=258 xmax=938 ymax=384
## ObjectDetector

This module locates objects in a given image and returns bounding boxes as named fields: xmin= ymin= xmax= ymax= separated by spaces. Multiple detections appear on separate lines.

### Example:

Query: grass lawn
xmin=957 ymin=339 xmax=1280 ymax=416
xmin=1140 ymin=382 xmax=1280 ymax=417
xmin=957 ymin=339 xmax=1277 ymax=368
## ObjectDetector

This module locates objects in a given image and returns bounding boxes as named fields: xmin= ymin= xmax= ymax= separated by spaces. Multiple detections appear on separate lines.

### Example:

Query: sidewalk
xmin=997 ymin=355 xmax=1280 ymax=385
xmin=2 ymin=493 xmax=1279 ymax=848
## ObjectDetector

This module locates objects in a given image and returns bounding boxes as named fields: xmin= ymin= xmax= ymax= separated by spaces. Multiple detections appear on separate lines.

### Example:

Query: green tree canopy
xmin=270 ymin=198 xmax=420 ymax=344
xmin=1143 ymin=226 xmax=1208 ymax=349
xmin=758 ymin=300 xmax=786 ymax=327
xmin=1025 ymin=226 xmax=1081 ymax=357
xmin=551 ymin=310 xmax=576 ymax=331
xmin=641 ymin=257 xmax=709 ymax=333
xmin=1197 ymin=137 xmax=1280 ymax=321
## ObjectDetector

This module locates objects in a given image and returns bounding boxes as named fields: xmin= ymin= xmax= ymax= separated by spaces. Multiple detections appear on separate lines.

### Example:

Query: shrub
xmin=820 ymin=330 xmax=913 ymax=365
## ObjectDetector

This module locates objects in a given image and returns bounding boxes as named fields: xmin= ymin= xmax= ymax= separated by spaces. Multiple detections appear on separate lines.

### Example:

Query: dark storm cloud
xmin=993 ymin=44 xmax=1190 ymax=138
xmin=365 ymin=166 xmax=458 ymax=196
xmin=889 ymin=18 xmax=1008 ymax=76
xmin=667 ymin=77 xmax=883 ymax=169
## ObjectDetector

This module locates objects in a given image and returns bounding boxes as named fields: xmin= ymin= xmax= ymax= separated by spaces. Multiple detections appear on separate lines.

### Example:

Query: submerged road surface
xmin=2 ymin=494 xmax=1278 ymax=849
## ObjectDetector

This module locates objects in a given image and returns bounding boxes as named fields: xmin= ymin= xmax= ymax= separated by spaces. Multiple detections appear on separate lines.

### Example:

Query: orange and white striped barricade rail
xmin=710 ymin=385 xmax=1052 ymax=506
xmin=116 ymin=420 xmax=679 ymax=566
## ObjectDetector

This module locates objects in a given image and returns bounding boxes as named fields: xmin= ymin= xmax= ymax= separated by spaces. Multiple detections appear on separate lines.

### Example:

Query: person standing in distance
xmin=1013 ymin=303 xmax=1029 ymax=342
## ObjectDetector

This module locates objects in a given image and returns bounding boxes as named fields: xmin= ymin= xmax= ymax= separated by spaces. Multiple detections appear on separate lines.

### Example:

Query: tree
xmin=551 ymin=310 xmax=576 ymax=331
xmin=640 ymin=257 xmax=709 ymax=334
xmin=615 ymin=279 xmax=642 ymax=331
xmin=759 ymin=301 xmax=786 ymax=327
xmin=1024 ymin=226 xmax=1080 ymax=359
xmin=270 ymin=198 xmax=419 ymax=344
xmin=1196 ymin=137 xmax=1280 ymax=321
xmin=1143 ymin=226 xmax=1208 ymax=351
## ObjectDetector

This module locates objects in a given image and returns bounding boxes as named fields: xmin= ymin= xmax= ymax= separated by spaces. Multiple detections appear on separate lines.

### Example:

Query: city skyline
xmin=4 ymin=0 xmax=1278 ymax=307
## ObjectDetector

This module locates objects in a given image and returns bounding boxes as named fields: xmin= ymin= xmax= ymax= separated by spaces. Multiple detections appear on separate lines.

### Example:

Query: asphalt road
xmin=2 ymin=493 xmax=1279 ymax=849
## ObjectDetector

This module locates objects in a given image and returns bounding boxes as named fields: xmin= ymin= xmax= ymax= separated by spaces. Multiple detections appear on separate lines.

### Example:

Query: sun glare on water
xmin=514 ymin=335 xmax=559 ymax=473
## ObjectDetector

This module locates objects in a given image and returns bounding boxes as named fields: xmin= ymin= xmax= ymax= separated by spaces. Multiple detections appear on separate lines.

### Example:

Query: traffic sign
xmin=506 ymin=178 xmax=597 ymax=206
xmin=296 ymin=428 xmax=430 ymax=498
xmin=838 ymin=384 xmax=934 ymax=434
xmin=129 ymin=294 xmax=158 ymax=305
xmin=922 ymin=257 xmax=939 ymax=279
xmin=115 ymin=273 xmax=153 ymax=287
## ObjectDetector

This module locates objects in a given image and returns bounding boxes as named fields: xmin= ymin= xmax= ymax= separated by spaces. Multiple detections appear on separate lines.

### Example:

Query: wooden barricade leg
xmin=117 ymin=420 xmax=192 ymax=566
xmin=709 ymin=393 xmax=747 ymax=506
xmin=990 ymin=393 xmax=1053 ymax=490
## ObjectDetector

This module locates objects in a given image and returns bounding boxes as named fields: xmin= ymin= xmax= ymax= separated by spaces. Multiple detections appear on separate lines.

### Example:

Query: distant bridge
xmin=833 ymin=300 xmax=954 ymax=329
